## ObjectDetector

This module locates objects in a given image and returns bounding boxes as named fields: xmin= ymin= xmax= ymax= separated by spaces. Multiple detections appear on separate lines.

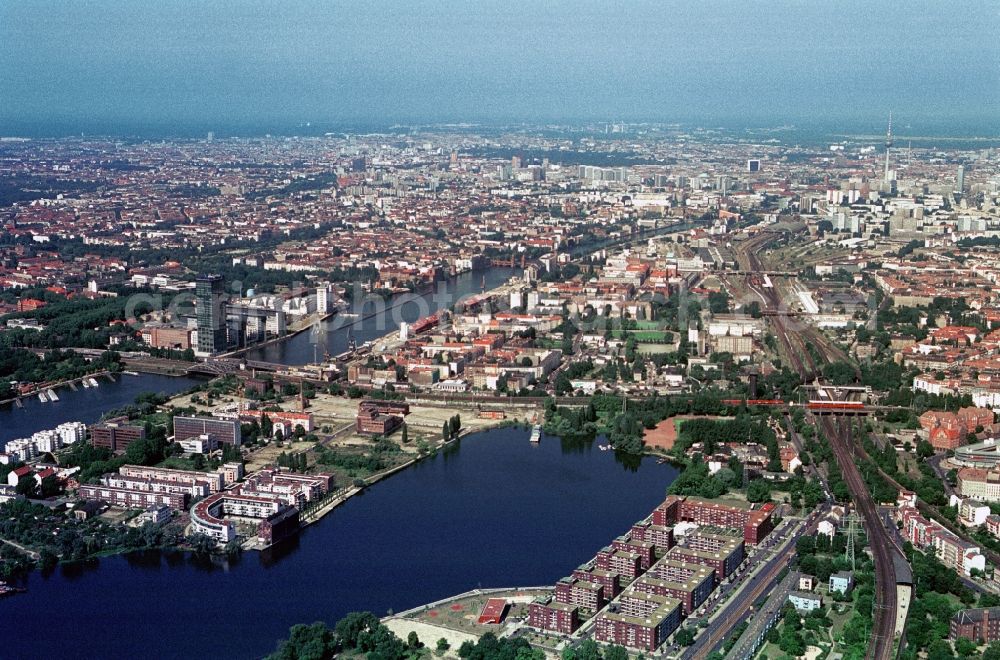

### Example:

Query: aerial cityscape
xmin=1 ymin=2 xmax=999 ymax=660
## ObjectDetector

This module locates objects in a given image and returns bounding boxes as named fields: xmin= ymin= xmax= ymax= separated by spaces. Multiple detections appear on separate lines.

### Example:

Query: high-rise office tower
xmin=196 ymin=274 xmax=226 ymax=355
xmin=957 ymin=165 xmax=966 ymax=193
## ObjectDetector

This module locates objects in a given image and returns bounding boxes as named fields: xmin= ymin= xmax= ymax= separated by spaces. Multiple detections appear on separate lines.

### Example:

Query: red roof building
xmin=477 ymin=598 xmax=509 ymax=625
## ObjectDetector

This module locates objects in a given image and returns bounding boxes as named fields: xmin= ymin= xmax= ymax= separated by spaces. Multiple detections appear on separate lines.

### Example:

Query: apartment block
xmin=528 ymin=596 xmax=580 ymax=634
xmin=555 ymin=577 xmax=604 ymax=610
xmin=653 ymin=495 xmax=774 ymax=544
xmin=630 ymin=521 xmax=675 ymax=552
xmin=594 ymin=591 xmax=681 ymax=652
xmin=78 ymin=484 xmax=186 ymax=510
xmin=596 ymin=547 xmax=644 ymax=580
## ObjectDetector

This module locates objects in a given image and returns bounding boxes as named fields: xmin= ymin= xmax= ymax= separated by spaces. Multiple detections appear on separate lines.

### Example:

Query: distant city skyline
xmin=2 ymin=0 xmax=998 ymax=137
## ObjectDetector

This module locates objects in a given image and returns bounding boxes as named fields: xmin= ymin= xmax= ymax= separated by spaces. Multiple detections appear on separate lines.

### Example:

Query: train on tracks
xmin=806 ymin=400 xmax=867 ymax=414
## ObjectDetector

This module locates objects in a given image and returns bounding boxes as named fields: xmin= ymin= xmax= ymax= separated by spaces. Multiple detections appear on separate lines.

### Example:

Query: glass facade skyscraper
xmin=196 ymin=274 xmax=226 ymax=354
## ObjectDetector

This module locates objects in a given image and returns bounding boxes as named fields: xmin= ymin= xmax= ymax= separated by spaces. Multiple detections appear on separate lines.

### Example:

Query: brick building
xmin=594 ymin=591 xmax=681 ymax=651
xmin=630 ymin=521 xmax=675 ymax=552
xmin=639 ymin=559 xmax=715 ymax=615
xmin=653 ymin=495 xmax=774 ymax=545
xmin=90 ymin=417 xmax=146 ymax=453
xmin=356 ymin=400 xmax=409 ymax=436
xmin=555 ymin=577 xmax=604 ymax=610
xmin=919 ymin=407 xmax=992 ymax=450
xmin=528 ymin=596 xmax=579 ymax=634
xmin=141 ymin=326 xmax=193 ymax=350
xmin=668 ymin=531 xmax=745 ymax=580
xmin=951 ymin=607 xmax=1000 ymax=643
xmin=258 ymin=506 xmax=301 ymax=545
xmin=571 ymin=567 xmax=621 ymax=602
xmin=596 ymin=547 xmax=644 ymax=580
xmin=611 ymin=536 xmax=656 ymax=569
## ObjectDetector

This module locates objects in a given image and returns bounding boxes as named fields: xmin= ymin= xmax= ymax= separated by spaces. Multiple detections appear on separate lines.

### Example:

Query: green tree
xmin=39 ymin=474 xmax=62 ymax=497
xmin=954 ymin=637 xmax=978 ymax=658
xmin=675 ymin=627 xmax=695 ymax=646
xmin=983 ymin=642 xmax=1000 ymax=660
xmin=15 ymin=477 xmax=38 ymax=498
xmin=268 ymin=622 xmax=337 ymax=660
xmin=746 ymin=478 xmax=772 ymax=503
xmin=38 ymin=548 xmax=58 ymax=572
xmin=926 ymin=639 xmax=955 ymax=660
xmin=334 ymin=611 xmax=380 ymax=649
xmin=577 ymin=639 xmax=601 ymax=660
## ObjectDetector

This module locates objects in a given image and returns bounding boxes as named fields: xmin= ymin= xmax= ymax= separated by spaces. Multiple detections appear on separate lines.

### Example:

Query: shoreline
xmin=297 ymin=422 xmax=516 ymax=530
xmin=221 ymin=310 xmax=337 ymax=359
xmin=0 ymin=370 xmax=113 ymax=409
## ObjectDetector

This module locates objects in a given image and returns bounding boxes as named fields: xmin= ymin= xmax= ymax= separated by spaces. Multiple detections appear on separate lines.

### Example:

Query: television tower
xmin=883 ymin=112 xmax=893 ymax=185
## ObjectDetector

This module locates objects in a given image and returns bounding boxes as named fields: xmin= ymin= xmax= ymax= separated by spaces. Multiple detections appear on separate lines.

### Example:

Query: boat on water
xmin=123 ymin=371 xmax=140 ymax=376
xmin=46 ymin=388 xmax=58 ymax=401
xmin=37 ymin=391 xmax=48 ymax=403
xmin=88 ymin=377 xmax=99 ymax=387
xmin=0 ymin=582 xmax=26 ymax=597
xmin=599 ymin=444 xmax=611 ymax=452
xmin=529 ymin=424 xmax=541 ymax=443
xmin=82 ymin=378 xmax=91 ymax=388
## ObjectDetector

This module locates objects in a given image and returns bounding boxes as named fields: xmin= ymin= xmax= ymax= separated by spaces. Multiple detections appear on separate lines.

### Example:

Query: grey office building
xmin=196 ymin=274 xmax=227 ymax=354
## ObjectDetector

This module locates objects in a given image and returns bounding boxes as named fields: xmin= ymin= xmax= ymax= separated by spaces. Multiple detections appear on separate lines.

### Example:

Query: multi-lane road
xmin=681 ymin=517 xmax=813 ymax=660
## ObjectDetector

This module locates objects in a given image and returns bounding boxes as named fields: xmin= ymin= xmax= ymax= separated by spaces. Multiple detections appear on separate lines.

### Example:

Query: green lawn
xmin=612 ymin=330 xmax=672 ymax=342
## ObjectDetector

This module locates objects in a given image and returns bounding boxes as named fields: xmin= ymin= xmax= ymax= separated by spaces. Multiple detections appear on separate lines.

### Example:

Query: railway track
xmin=734 ymin=233 xmax=904 ymax=659
xmin=821 ymin=417 xmax=900 ymax=660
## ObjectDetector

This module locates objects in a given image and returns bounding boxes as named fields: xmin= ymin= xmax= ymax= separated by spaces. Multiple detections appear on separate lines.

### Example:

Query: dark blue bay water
xmin=0 ymin=373 xmax=205 ymax=450
xmin=0 ymin=428 xmax=677 ymax=660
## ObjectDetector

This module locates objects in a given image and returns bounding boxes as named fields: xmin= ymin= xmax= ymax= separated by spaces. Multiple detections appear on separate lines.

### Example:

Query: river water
xmin=246 ymin=267 xmax=521 ymax=365
xmin=1 ymin=427 xmax=677 ymax=659
xmin=0 ymin=373 xmax=205 ymax=450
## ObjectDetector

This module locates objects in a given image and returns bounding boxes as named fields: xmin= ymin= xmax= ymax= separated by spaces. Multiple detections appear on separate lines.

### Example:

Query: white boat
xmin=82 ymin=379 xmax=91 ymax=388
xmin=88 ymin=377 xmax=99 ymax=387
xmin=123 ymin=371 xmax=140 ymax=376
xmin=599 ymin=444 xmax=611 ymax=452
xmin=529 ymin=424 xmax=541 ymax=443
xmin=46 ymin=389 xmax=58 ymax=402
xmin=37 ymin=391 xmax=48 ymax=402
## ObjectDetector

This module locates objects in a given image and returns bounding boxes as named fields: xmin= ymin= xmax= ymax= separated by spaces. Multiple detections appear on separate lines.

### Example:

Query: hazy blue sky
xmin=2 ymin=0 xmax=997 ymax=135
